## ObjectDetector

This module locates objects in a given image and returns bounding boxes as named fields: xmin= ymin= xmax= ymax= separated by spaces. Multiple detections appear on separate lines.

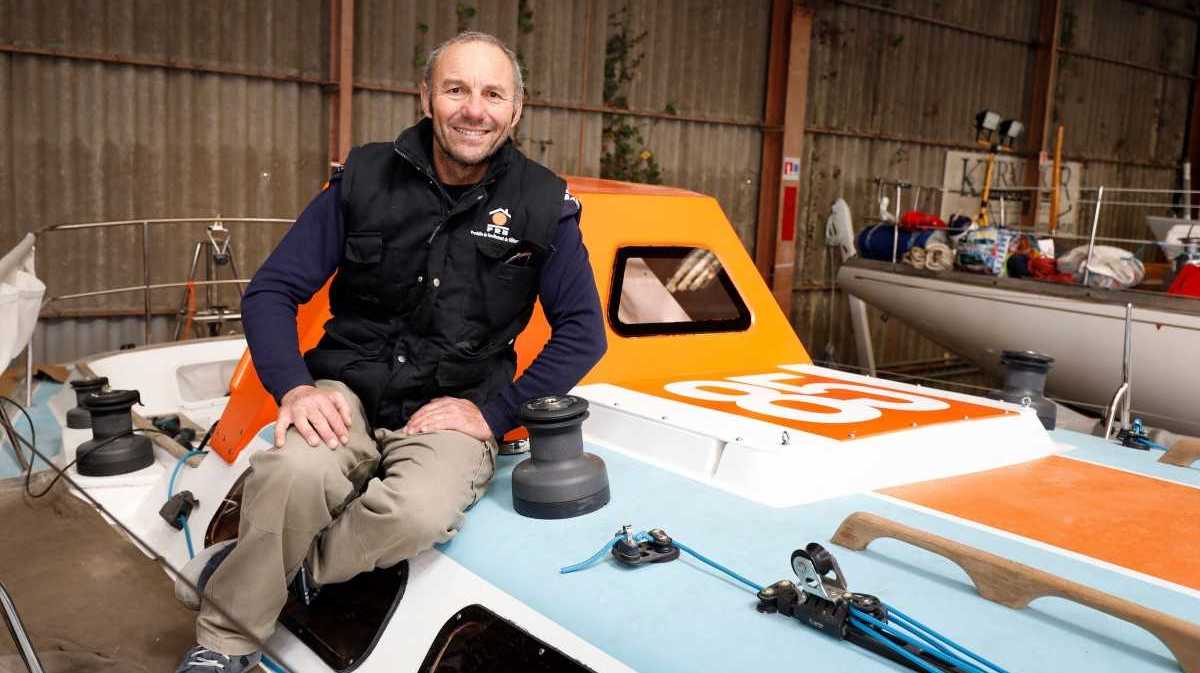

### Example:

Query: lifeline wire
xmin=1 ymin=393 xmax=294 ymax=673
xmin=2 ymin=394 xmax=167 ymax=499
xmin=159 ymin=438 xmax=287 ymax=672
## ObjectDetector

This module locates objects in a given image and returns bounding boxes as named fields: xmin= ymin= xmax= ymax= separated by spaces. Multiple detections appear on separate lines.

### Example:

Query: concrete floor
xmin=0 ymin=474 xmax=195 ymax=672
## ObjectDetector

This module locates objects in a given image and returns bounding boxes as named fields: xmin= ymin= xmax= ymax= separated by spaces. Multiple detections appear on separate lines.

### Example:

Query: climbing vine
xmin=456 ymin=3 xmax=476 ymax=33
xmin=413 ymin=21 xmax=430 ymax=69
xmin=600 ymin=2 xmax=662 ymax=185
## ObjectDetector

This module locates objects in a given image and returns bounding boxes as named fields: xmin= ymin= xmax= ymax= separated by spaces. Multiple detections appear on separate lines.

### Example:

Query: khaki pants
xmin=196 ymin=380 xmax=498 ymax=655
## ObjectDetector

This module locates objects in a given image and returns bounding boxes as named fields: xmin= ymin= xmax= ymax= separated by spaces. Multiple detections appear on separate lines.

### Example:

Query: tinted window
xmin=609 ymin=246 xmax=751 ymax=336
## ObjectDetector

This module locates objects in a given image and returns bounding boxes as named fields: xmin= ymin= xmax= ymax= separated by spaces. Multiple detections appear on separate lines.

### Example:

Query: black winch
xmin=512 ymin=395 xmax=610 ymax=519
xmin=994 ymin=350 xmax=1056 ymax=430
xmin=66 ymin=377 xmax=109 ymax=429
xmin=76 ymin=389 xmax=155 ymax=477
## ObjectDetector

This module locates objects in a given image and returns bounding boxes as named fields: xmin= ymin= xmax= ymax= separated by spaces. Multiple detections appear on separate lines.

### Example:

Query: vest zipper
xmin=394 ymin=146 xmax=497 ymax=244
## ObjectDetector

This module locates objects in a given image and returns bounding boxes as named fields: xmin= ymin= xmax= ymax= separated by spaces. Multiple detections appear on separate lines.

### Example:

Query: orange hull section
xmin=881 ymin=456 xmax=1200 ymax=589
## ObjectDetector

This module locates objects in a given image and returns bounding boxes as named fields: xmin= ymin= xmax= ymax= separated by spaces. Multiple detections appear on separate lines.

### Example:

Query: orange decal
xmin=882 ymin=456 xmax=1200 ymax=590
xmin=625 ymin=368 xmax=1008 ymax=440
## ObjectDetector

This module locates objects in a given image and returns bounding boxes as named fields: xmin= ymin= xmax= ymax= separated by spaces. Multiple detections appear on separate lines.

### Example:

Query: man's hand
xmin=275 ymin=384 xmax=353 ymax=449
xmin=403 ymin=397 xmax=493 ymax=442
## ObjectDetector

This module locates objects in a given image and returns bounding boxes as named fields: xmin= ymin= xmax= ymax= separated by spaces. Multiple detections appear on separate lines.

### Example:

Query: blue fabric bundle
xmin=856 ymin=224 xmax=937 ymax=262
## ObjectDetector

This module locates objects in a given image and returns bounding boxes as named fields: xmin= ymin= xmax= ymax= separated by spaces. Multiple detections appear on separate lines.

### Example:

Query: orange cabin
xmin=209 ymin=176 xmax=809 ymax=462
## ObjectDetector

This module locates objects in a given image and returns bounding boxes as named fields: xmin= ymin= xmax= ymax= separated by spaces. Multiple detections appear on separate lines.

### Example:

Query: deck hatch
xmin=417 ymin=603 xmax=596 ymax=672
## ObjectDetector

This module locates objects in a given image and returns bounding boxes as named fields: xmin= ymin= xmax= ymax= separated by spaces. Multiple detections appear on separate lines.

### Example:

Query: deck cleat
xmin=610 ymin=526 xmax=680 ymax=567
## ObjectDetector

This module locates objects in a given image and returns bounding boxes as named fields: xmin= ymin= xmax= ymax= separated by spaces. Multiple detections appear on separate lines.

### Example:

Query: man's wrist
xmin=278 ymin=382 xmax=317 ymax=406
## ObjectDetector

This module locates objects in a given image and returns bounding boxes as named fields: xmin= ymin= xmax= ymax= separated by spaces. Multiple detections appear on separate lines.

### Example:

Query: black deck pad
xmin=279 ymin=561 xmax=409 ymax=672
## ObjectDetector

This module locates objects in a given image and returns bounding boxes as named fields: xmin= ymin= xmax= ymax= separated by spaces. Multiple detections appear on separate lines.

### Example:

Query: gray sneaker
xmin=175 ymin=645 xmax=260 ymax=672
xmin=175 ymin=539 xmax=237 ymax=610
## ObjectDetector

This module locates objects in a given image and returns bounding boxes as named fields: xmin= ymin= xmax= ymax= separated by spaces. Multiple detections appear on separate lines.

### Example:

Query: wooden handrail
xmin=831 ymin=511 xmax=1200 ymax=673
xmin=1161 ymin=438 xmax=1200 ymax=468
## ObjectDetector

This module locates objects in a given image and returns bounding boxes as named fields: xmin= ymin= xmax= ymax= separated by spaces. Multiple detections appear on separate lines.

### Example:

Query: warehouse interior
xmin=2 ymin=2 xmax=1199 ymax=673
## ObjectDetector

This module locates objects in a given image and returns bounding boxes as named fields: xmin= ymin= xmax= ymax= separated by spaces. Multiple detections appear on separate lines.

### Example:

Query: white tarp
xmin=0 ymin=234 xmax=45 ymax=370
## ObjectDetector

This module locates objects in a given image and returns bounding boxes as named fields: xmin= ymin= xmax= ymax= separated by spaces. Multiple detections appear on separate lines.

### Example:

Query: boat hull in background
xmin=838 ymin=257 xmax=1200 ymax=436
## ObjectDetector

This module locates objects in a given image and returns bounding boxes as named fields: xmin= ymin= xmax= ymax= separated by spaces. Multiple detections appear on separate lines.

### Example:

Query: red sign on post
xmin=781 ymin=185 xmax=797 ymax=242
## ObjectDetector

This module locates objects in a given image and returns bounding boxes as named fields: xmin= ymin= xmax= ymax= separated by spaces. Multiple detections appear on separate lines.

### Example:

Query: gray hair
xmin=422 ymin=31 xmax=524 ymax=97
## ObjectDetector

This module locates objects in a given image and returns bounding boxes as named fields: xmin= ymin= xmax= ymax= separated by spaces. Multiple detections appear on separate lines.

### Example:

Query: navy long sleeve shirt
xmin=241 ymin=182 xmax=606 ymax=437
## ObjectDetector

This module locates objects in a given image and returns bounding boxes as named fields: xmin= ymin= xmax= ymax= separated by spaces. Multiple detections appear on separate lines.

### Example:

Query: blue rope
xmin=168 ymin=449 xmax=208 ymax=499
xmin=178 ymin=514 xmax=196 ymax=558
xmin=886 ymin=605 xmax=1014 ymax=673
xmin=850 ymin=616 xmax=945 ymax=673
xmin=560 ymin=532 xmax=650 ymax=574
xmin=673 ymin=540 xmax=764 ymax=593
xmin=562 ymin=529 xmax=1013 ymax=673
xmin=163 ymin=447 xmax=290 ymax=671
xmin=852 ymin=608 xmax=987 ymax=673
xmin=166 ymin=450 xmax=207 ymax=560
xmin=1136 ymin=438 xmax=1170 ymax=451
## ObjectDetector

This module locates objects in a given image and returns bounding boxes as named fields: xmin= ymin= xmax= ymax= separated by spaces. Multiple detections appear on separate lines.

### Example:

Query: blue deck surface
xmin=1055 ymin=428 xmax=1200 ymax=488
xmin=440 ymin=441 xmax=1199 ymax=673
xmin=19 ymin=393 xmax=1200 ymax=672
xmin=0 ymin=381 xmax=63 ymax=479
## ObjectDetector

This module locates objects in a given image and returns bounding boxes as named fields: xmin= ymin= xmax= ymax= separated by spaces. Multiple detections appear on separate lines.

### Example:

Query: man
xmin=175 ymin=31 xmax=606 ymax=672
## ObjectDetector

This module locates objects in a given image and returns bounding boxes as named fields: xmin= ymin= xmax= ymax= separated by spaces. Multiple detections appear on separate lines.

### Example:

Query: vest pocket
xmin=344 ymin=231 xmax=383 ymax=264
xmin=436 ymin=357 xmax=488 ymax=389
xmin=473 ymin=236 xmax=539 ymax=327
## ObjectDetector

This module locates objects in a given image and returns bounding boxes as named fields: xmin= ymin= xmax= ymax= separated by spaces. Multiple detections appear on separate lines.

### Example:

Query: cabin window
xmin=609 ymin=246 xmax=751 ymax=336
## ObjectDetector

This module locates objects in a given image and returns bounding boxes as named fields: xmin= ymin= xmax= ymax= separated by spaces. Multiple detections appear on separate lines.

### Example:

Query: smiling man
xmin=174 ymin=32 xmax=605 ymax=672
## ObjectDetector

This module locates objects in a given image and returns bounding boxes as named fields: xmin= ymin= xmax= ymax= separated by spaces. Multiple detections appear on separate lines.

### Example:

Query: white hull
xmin=1146 ymin=215 xmax=1200 ymax=260
xmin=838 ymin=258 xmax=1200 ymax=436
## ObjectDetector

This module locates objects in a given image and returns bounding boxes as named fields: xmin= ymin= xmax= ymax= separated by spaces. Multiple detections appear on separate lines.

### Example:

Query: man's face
xmin=421 ymin=41 xmax=523 ymax=174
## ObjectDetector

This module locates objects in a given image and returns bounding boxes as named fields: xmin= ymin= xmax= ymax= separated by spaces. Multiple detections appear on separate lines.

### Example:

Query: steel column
xmin=1022 ymin=0 xmax=1062 ymax=229
xmin=769 ymin=4 xmax=814 ymax=318
xmin=329 ymin=0 xmax=355 ymax=164
xmin=1187 ymin=25 xmax=1200 ymax=220
xmin=754 ymin=0 xmax=791 ymax=282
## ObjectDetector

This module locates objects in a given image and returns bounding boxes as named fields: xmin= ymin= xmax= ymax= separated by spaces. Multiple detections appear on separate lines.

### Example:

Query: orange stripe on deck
xmin=880 ymin=456 xmax=1200 ymax=590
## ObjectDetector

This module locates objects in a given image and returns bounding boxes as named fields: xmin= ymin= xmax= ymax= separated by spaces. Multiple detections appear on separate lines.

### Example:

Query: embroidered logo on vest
xmin=472 ymin=207 xmax=518 ymax=243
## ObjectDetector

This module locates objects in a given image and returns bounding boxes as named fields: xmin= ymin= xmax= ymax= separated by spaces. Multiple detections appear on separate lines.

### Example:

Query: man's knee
xmin=246 ymin=437 xmax=345 ymax=507
xmin=243 ymin=441 xmax=351 ymax=532
xmin=384 ymin=490 xmax=464 ymax=549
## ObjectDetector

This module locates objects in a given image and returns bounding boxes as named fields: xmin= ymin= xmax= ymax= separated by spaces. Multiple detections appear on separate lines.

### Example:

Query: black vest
xmin=304 ymin=118 xmax=566 ymax=430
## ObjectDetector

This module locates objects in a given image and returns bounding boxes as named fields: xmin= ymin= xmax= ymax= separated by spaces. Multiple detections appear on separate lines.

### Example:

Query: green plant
xmin=518 ymin=0 xmax=535 ymax=34
xmin=413 ymin=22 xmax=430 ymax=69
xmin=600 ymin=2 xmax=662 ymax=185
xmin=457 ymin=3 xmax=476 ymax=33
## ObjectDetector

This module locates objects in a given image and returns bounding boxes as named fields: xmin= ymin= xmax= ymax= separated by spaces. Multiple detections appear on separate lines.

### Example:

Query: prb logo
xmin=487 ymin=208 xmax=511 ymax=237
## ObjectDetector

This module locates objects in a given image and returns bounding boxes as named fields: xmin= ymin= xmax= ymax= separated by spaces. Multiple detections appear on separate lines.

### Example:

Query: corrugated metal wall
xmin=1 ymin=0 xmax=328 ymax=331
xmin=797 ymin=0 xmax=1198 ymax=384
xmin=2 ymin=0 xmax=775 ymax=363
xmin=4 ymin=0 xmax=1198 ymax=371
